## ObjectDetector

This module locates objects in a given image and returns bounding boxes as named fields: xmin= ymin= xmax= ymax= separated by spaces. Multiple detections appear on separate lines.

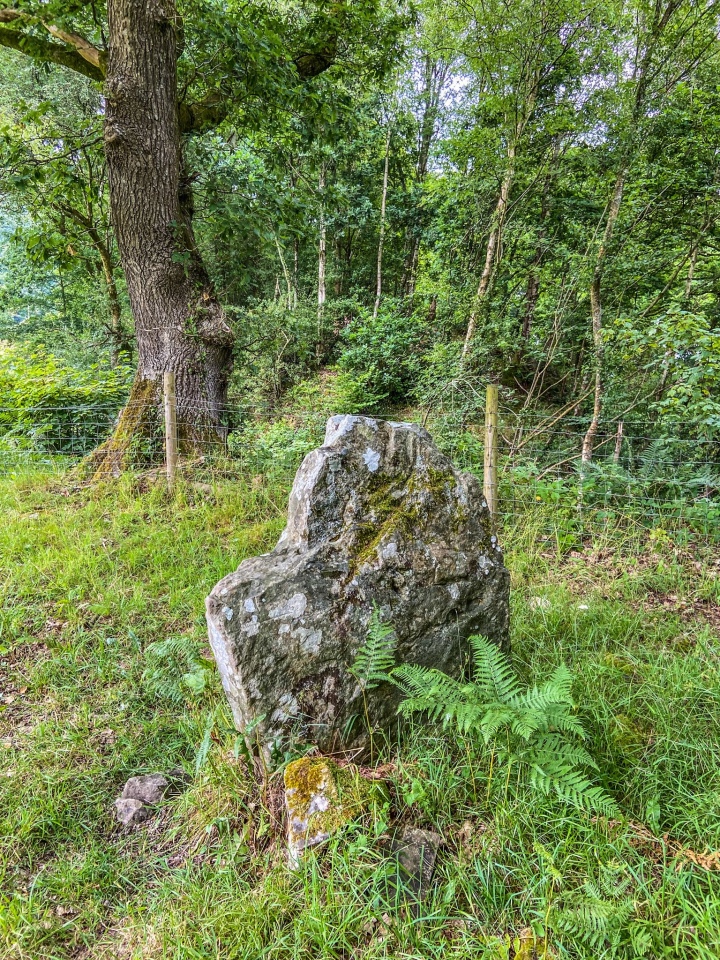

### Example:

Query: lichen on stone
xmin=284 ymin=756 xmax=388 ymax=863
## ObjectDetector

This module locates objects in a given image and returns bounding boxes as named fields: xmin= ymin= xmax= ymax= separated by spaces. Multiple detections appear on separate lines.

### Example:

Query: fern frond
xmin=394 ymin=665 xmax=470 ymax=724
xmin=142 ymin=635 xmax=210 ymax=702
xmin=469 ymin=635 xmax=520 ymax=701
xmin=393 ymin=635 xmax=616 ymax=817
xmin=350 ymin=606 xmax=397 ymax=690
xmin=479 ymin=705 xmax=516 ymax=741
xmin=554 ymin=881 xmax=634 ymax=952
xmin=532 ymin=735 xmax=598 ymax=771
xmin=529 ymin=760 xmax=618 ymax=815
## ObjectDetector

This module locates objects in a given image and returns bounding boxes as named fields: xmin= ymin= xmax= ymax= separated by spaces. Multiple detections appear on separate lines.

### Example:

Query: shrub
xmin=226 ymin=417 xmax=324 ymax=477
xmin=0 ymin=341 xmax=131 ymax=455
xmin=337 ymin=301 xmax=425 ymax=407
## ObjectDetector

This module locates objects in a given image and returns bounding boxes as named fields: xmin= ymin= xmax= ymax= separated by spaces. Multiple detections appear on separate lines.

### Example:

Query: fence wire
xmin=1 ymin=398 xmax=718 ymax=545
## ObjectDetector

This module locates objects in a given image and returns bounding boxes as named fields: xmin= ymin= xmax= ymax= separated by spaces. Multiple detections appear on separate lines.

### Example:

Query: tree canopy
xmin=0 ymin=0 xmax=719 ymax=456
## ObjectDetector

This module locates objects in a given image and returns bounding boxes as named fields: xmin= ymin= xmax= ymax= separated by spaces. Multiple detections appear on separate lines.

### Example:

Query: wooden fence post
xmin=484 ymin=383 xmax=498 ymax=520
xmin=163 ymin=371 xmax=178 ymax=490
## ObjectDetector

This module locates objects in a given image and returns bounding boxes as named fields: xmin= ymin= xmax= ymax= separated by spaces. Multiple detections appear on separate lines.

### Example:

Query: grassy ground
xmin=1 ymin=468 xmax=719 ymax=959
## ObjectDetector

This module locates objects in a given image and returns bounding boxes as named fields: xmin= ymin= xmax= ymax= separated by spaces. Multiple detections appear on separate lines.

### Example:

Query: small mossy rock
xmin=206 ymin=415 xmax=510 ymax=754
xmin=284 ymin=757 xmax=387 ymax=864
xmin=392 ymin=827 xmax=443 ymax=900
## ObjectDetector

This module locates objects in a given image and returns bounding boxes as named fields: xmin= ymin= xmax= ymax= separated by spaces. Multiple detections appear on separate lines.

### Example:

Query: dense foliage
xmin=0 ymin=0 xmax=718 ymax=482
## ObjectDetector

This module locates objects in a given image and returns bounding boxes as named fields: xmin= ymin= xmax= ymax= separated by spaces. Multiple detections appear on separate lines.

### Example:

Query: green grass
xmin=1 ymin=469 xmax=719 ymax=958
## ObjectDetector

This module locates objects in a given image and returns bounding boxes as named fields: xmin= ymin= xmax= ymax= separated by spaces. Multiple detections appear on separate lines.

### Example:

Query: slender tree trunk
xmin=522 ymin=136 xmax=561 ymax=340
xmin=274 ymin=236 xmax=293 ymax=307
xmin=581 ymin=167 xmax=626 ymax=464
xmin=462 ymin=142 xmax=516 ymax=360
xmin=373 ymin=126 xmax=392 ymax=319
xmin=684 ymin=237 xmax=699 ymax=299
xmin=55 ymin=201 xmax=129 ymax=366
xmin=293 ymin=237 xmax=299 ymax=308
xmin=90 ymin=0 xmax=233 ymax=476
xmin=581 ymin=1 xmax=683 ymax=464
xmin=96 ymin=239 xmax=124 ymax=366
xmin=657 ymin=228 xmax=704 ymax=399
xmin=613 ymin=420 xmax=624 ymax=463
xmin=317 ymin=162 xmax=326 ymax=359
xmin=404 ymin=57 xmax=448 ymax=297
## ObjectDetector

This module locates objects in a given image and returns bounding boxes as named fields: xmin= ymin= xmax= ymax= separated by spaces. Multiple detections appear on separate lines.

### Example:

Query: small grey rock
xmin=393 ymin=827 xmax=443 ymax=899
xmin=114 ymin=797 xmax=148 ymax=826
xmin=121 ymin=773 xmax=168 ymax=805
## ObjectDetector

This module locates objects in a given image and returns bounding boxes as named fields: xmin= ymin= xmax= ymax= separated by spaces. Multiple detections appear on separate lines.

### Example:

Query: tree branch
xmin=44 ymin=24 xmax=105 ymax=73
xmin=293 ymin=42 xmax=337 ymax=80
xmin=0 ymin=14 xmax=105 ymax=81
xmin=179 ymin=93 xmax=229 ymax=134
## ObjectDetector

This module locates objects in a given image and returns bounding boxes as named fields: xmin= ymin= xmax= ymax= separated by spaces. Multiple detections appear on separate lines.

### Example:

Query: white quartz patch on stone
xmin=363 ymin=447 xmax=381 ymax=472
xmin=241 ymin=615 xmax=260 ymax=636
xmin=381 ymin=541 xmax=398 ymax=561
xmin=271 ymin=691 xmax=300 ymax=723
xmin=222 ymin=605 xmax=234 ymax=621
xmin=296 ymin=628 xmax=322 ymax=654
xmin=244 ymin=598 xmax=257 ymax=614
xmin=269 ymin=592 xmax=307 ymax=620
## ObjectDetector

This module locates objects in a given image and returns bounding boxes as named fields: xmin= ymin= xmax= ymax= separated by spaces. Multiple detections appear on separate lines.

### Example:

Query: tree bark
xmin=317 ymin=162 xmax=327 ymax=359
xmin=91 ymin=0 xmax=233 ymax=476
xmin=373 ymin=126 xmax=392 ymax=319
xmin=462 ymin=142 xmax=516 ymax=361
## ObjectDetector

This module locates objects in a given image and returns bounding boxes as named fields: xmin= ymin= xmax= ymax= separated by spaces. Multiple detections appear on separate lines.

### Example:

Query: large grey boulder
xmin=206 ymin=415 xmax=509 ymax=755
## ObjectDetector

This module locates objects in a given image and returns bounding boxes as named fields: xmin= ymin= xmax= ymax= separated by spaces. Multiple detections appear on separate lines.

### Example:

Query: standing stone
xmin=206 ymin=415 xmax=509 ymax=755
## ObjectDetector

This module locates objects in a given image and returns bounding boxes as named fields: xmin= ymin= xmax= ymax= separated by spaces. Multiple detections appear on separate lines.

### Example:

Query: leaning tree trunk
xmin=89 ymin=0 xmax=233 ymax=477
xmin=461 ymin=142 xmax=516 ymax=362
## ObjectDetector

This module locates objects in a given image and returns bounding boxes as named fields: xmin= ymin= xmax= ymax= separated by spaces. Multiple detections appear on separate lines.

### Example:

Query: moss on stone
xmin=284 ymin=757 xmax=388 ymax=856
xmin=350 ymin=468 xmax=457 ymax=573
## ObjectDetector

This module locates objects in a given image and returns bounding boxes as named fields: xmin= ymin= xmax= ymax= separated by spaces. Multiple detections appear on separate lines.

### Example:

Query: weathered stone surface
xmin=206 ymin=415 xmax=510 ymax=754
xmin=121 ymin=773 xmax=168 ymax=805
xmin=284 ymin=757 xmax=386 ymax=865
xmin=392 ymin=827 xmax=443 ymax=899
xmin=113 ymin=797 xmax=148 ymax=826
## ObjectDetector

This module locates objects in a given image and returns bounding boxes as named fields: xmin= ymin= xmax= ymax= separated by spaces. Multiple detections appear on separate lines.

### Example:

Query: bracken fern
xmin=393 ymin=636 xmax=617 ymax=815
xmin=350 ymin=606 xmax=397 ymax=691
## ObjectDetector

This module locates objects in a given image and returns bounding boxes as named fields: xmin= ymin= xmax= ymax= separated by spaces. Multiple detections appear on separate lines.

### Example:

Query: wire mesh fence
xmin=1 ymin=393 xmax=718 ymax=545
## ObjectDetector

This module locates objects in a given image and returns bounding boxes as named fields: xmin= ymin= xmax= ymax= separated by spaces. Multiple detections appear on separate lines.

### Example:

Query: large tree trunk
xmin=90 ymin=0 xmax=233 ymax=476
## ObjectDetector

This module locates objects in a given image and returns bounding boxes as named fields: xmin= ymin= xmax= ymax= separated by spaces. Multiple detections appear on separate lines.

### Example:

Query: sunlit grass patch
xmin=1 ymin=472 xmax=719 ymax=958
